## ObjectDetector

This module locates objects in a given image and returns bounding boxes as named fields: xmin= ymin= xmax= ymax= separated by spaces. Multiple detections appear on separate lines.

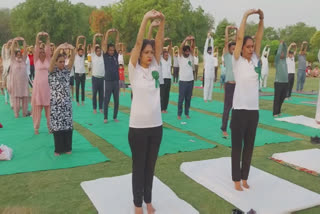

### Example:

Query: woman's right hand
xmin=245 ymin=9 xmax=259 ymax=17
xmin=144 ymin=9 xmax=163 ymax=20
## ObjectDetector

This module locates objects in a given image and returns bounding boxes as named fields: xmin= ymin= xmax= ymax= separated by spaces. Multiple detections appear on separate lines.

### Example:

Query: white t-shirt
xmin=91 ymin=52 xmax=105 ymax=77
xmin=261 ymin=56 xmax=269 ymax=75
xmin=232 ymin=54 xmax=259 ymax=110
xmin=129 ymin=58 xmax=162 ymax=128
xmin=178 ymin=55 xmax=194 ymax=81
xmin=213 ymin=56 xmax=218 ymax=67
xmin=286 ymin=57 xmax=296 ymax=74
xmin=118 ymin=54 xmax=124 ymax=65
xmin=173 ymin=56 xmax=179 ymax=67
xmin=74 ymin=54 xmax=86 ymax=74
xmin=194 ymin=56 xmax=199 ymax=65
xmin=161 ymin=55 xmax=172 ymax=79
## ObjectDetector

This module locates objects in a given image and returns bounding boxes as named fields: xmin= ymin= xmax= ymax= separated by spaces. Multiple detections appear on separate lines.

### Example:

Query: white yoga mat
xmin=80 ymin=174 xmax=199 ymax=214
xmin=272 ymin=149 xmax=320 ymax=174
xmin=180 ymin=157 xmax=320 ymax=214
xmin=276 ymin=115 xmax=320 ymax=129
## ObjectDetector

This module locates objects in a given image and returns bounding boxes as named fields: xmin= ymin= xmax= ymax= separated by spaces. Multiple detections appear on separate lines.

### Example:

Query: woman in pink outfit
xmin=9 ymin=37 xmax=29 ymax=118
xmin=31 ymin=32 xmax=51 ymax=134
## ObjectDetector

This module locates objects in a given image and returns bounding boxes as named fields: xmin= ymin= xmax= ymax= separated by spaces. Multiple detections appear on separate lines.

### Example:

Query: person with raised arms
xmin=2 ymin=40 xmax=13 ymax=105
xmin=9 ymin=37 xmax=29 ymax=118
xmin=91 ymin=33 xmax=105 ymax=114
xmin=31 ymin=32 xmax=51 ymax=134
xmin=273 ymin=41 xmax=288 ymax=117
xmin=260 ymin=45 xmax=270 ymax=88
xmin=286 ymin=42 xmax=297 ymax=98
xmin=296 ymin=41 xmax=308 ymax=92
xmin=221 ymin=25 xmax=237 ymax=138
xmin=213 ymin=48 xmax=219 ymax=82
xmin=172 ymin=46 xmax=179 ymax=84
xmin=231 ymin=9 xmax=264 ymax=191
xmin=102 ymin=28 xmax=120 ymax=123
xmin=48 ymin=43 xmax=75 ymax=156
xmin=160 ymin=37 xmax=172 ymax=113
xmin=203 ymin=32 xmax=215 ymax=102
xmin=177 ymin=35 xmax=195 ymax=120
xmin=74 ymin=35 xmax=86 ymax=106
xmin=128 ymin=9 xmax=164 ymax=214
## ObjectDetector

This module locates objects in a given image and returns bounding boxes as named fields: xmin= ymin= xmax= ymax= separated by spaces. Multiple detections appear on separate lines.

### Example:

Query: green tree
xmin=0 ymin=9 xmax=12 ymax=48
xmin=279 ymin=22 xmax=316 ymax=48
xmin=213 ymin=18 xmax=235 ymax=54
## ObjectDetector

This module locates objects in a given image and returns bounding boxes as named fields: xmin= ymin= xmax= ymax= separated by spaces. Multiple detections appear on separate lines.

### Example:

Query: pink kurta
xmin=9 ymin=57 xmax=29 ymax=97
xmin=31 ymin=61 xmax=50 ymax=106
xmin=31 ymin=44 xmax=51 ymax=106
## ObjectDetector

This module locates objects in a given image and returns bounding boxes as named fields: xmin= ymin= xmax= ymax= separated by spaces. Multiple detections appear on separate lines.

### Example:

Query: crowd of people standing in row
xmin=0 ymin=8 xmax=319 ymax=214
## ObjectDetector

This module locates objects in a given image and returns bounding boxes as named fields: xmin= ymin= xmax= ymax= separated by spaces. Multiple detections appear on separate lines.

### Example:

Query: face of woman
xmin=56 ymin=56 xmax=65 ymax=70
xmin=242 ymin=39 xmax=254 ymax=60
xmin=140 ymin=44 xmax=154 ymax=67
xmin=39 ymin=48 xmax=46 ymax=61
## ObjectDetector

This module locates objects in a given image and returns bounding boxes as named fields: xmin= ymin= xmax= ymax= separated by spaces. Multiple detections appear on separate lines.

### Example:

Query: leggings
xmin=128 ymin=126 xmax=163 ymax=207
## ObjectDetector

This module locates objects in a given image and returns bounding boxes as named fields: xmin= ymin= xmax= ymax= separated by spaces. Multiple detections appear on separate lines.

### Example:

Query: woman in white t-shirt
xmin=128 ymin=9 xmax=165 ymax=214
xmin=231 ymin=9 xmax=264 ymax=191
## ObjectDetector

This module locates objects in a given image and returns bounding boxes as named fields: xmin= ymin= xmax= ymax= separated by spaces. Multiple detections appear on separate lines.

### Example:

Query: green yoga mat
xmin=169 ymin=92 xmax=319 ymax=137
xmin=260 ymin=95 xmax=316 ymax=107
xmin=261 ymin=87 xmax=318 ymax=98
xmin=119 ymin=94 xmax=298 ymax=147
xmin=0 ymin=96 xmax=108 ymax=176
xmin=72 ymin=98 xmax=215 ymax=157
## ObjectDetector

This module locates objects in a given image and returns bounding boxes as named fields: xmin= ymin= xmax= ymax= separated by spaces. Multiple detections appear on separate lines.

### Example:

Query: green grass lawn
xmin=1 ymin=64 xmax=319 ymax=214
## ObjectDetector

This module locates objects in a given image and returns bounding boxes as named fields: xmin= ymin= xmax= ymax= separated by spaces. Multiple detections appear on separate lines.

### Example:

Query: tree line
xmin=0 ymin=0 xmax=319 ymax=63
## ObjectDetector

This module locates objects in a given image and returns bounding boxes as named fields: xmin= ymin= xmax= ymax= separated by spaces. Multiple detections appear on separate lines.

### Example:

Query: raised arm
xmin=292 ymin=43 xmax=297 ymax=55
xmin=179 ymin=37 xmax=188 ymax=57
xmin=49 ymin=47 xmax=62 ymax=72
xmin=93 ymin=33 xmax=103 ymax=50
xmin=254 ymin=10 xmax=264 ymax=57
xmin=103 ymin=29 xmax=117 ymax=53
xmin=115 ymin=29 xmax=120 ymax=52
xmin=67 ymin=44 xmax=76 ymax=70
xmin=154 ymin=14 xmax=165 ymax=64
xmin=275 ymin=41 xmax=284 ymax=64
xmin=164 ymin=38 xmax=172 ymax=56
xmin=204 ymin=34 xmax=210 ymax=57
xmin=234 ymin=9 xmax=260 ymax=60
xmin=190 ymin=36 xmax=195 ymax=56
xmin=130 ymin=10 xmax=162 ymax=67
xmin=303 ymin=41 xmax=308 ymax=52
xmin=148 ymin=20 xmax=160 ymax=40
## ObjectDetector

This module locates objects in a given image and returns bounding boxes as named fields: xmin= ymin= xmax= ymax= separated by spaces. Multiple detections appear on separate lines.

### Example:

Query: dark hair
xmin=207 ymin=46 xmax=213 ymax=52
xmin=140 ymin=39 xmax=155 ymax=53
xmin=56 ymin=54 xmax=65 ymax=62
xmin=242 ymin=36 xmax=253 ymax=47
xmin=107 ymin=43 xmax=115 ymax=50
xmin=228 ymin=42 xmax=236 ymax=49
xmin=15 ymin=50 xmax=21 ymax=56
xmin=78 ymin=48 xmax=83 ymax=52
xmin=95 ymin=46 xmax=101 ymax=51
xmin=183 ymin=45 xmax=191 ymax=52
xmin=289 ymin=51 xmax=294 ymax=54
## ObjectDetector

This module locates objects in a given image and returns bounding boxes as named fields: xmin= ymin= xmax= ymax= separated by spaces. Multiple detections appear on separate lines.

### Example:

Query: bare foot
xmin=54 ymin=152 xmax=60 ymax=156
xmin=242 ymin=180 xmax=250 ymax=189
xmin=81 ymin=101 xmax=84 ymax=106
xmin=222 ymin=131 xmax=228 ymax=138
xmin=186 ymin=115 xmax=191 ymax=119
xmin=146 ymin=203 xmax=156 ymax=214
xmin=177 ymin=116 xmax=181 ymax=120
xmin=77 ymin=102 xmax=80 ymax=106
xmin=273 ymin=114 xmax=279 ymax=117
xmin=161 ymin=110 xmax=166 ymax=113
xmin=93 ymin=109 xmax=97 ymax=114
xmin=114 ymin=119 xmax=119 ymax=122
xmin=234 ymin=181 xmax=243 ymax=191
xmin=104 ymin=119 xmax=108 ymax=124
xmin=35 ymin=130 xmax=39 ymax=135
xmin=164 ymin=110 xmax=168 ymax=113
xmin=99 ymin=109 xmax=103 ymax=113
xmin=134 ymin=207 xmax=143 ymax=214
xmin=66 ymin=151 xmax=72 ymax=155
xmin=204 ymin=100 xmax=208 ymax=103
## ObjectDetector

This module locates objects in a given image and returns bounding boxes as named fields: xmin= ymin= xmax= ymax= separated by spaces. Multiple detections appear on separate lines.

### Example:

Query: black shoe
xmin=232 ymin=209 xmax=244 ymax=214
xmin=311 ymin=136 xmax=320 ymax=144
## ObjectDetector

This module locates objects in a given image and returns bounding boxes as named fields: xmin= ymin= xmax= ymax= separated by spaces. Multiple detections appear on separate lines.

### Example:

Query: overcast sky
xmin=1 ymin=0 xmax=319 ymax=29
